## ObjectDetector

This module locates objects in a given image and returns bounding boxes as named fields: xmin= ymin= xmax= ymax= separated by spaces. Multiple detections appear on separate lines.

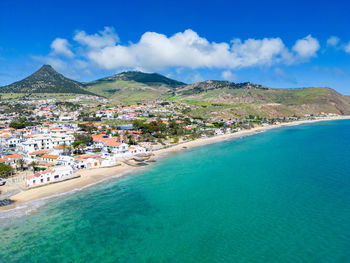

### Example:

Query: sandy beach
xmin=1 ymin=115 xmax=350 ymax=212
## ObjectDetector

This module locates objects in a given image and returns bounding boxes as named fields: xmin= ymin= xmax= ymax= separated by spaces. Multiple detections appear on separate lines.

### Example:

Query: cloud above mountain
xmin=327 ymin=36 xmax=340 ymax=46
xmin=50 ymin=38 xmax=74 ymax=58
xmin=74 ymin=27 xmax=120 ymax=49
xmin=292 ymin=35 xmax=320 ymax=58
xmin=40 ymin=27 xmax=326 ymax=73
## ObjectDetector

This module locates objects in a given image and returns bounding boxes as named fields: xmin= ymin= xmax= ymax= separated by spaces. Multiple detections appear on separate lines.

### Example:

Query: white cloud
xmin=325 ymin=37 xmax=350 ymax=54
xmin=327 ymin=36 xmax=340 ymax=46
xmin=83 ymin=29 xmax=300 ymax=70
xmin=292 ymin=35 xmax=320 ymax=58
xmin=42 ymin=28 xmax=323 ymax=74
xmin=344 ymin=41 xmax=350 ymax=54
xmin=231 ymin=38 xmax=293 ymax=67
xmin=50 ymin=38 xmax=74 ymax=58
xmin=74 ymin=26 xmax=119 ymax=48
xmin=221 ymin=70 xmax=238 ymax=81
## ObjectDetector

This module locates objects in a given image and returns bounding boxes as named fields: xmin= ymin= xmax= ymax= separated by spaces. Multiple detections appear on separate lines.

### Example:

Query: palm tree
xmin=80 ymin=143 xmax=87 ymax=153
xmin=62 ymin=142 xmax=71 ymax=155
xmin=66 ymin=145 xmax=72 ymax=155
xmin=16 ymin=159 xmax=25 ymax=171
xmin=29 ymin=161 xmax=39 ymax=174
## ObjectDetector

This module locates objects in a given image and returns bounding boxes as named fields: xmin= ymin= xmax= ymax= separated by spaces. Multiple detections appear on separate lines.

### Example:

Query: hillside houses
xmin=0 ymin=154 xmax=24 ymax=165
xmin=21 ymin=133 xmax=74 ymax=153
xmin=0 ymin=96 xmax=293 ymax=191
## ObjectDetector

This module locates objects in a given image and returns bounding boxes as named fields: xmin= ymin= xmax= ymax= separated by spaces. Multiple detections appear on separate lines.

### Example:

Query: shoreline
xmin=1 ymin=115 xmax=350 ymax=213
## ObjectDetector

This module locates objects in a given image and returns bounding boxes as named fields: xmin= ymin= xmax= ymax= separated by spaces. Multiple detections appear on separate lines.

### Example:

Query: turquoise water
xmin=1 ymin=120 xmax=350 ymax=262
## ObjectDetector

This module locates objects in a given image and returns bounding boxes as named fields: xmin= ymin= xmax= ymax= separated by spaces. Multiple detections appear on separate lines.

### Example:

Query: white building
xmin=25 ymin=166 xmax=74 ymax=187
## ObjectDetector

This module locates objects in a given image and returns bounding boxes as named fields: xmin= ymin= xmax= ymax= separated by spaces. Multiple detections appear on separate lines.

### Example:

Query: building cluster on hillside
xmin=0 ymin=97 xmax=337 ymax=190
xmin=0 ymin=120 xmax=148 ymax=188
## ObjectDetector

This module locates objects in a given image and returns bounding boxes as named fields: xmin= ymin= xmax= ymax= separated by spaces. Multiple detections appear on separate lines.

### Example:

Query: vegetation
xmin=77 ymin=124 xmax=97 ymax=134
xmin=29 ymin=161 xmax=39 ymax=173
xmin=1 ymin=64 xmax=350 ymax=118
xmin=16 ymin=159 xmax=25 ymax=171
xmin=73 ymin=133 xmax=93 ymax=148
xmin=0 ymin=65 xmax=96 ymax=95
xmin=84 ymin=79 xmax=170 ymax=104
xmin=86 ymin=71 xmax=186 ymax=88
xmin=55 ymin=101 xmax=81 ymax=111
xmin=133 ymin=119 xmax=167 ymax=134
xmin=9 ymin=119 xmax=41 ymax=129
xmin=0 ymin=163 xmax=13 ymax=178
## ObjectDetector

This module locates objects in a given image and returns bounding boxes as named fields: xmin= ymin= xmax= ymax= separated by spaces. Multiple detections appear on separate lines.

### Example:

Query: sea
xmin=0 ymin=120 xmax=350 ymax=263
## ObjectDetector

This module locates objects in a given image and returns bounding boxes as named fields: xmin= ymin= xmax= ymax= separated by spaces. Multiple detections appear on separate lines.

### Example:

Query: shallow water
xmin=1 ymin=120 xmax=350 ymax=262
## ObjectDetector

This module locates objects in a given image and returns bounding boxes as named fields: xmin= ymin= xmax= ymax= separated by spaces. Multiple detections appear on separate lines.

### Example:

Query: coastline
xmin=1 ymin=115 xmax=350 ymax=213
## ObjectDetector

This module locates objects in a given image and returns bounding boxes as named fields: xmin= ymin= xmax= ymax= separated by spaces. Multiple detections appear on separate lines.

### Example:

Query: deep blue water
xmin=1 ymin=120 xmax=350 ymax=262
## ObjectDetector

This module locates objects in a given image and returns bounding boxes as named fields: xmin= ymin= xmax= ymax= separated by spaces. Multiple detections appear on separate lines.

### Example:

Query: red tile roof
xmin=29 ymin=150 xmax=49 ymax=155
xmin=41 ymin=154 xmax=59 ymax=159
xmin=74 ymin=154 xmax=101 ymax=160
xmin=54 ymin=145 xmax=65 ymax=149
xmin=4 ymin=154 xmax=24 ymax=159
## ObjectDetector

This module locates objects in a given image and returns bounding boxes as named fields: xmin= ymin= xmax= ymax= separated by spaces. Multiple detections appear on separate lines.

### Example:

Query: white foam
xmin=0 ymin=167 xmax=141 ymax=221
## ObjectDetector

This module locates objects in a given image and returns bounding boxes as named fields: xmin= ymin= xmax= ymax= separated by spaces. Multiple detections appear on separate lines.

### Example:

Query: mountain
xmin=84 ymin=71 xmax=185 ymax=103
xmin=172 ymin=80 xmax=350 ymax=118
xmin=0 ymin=65 xmax=95 ymax=95
xmin=1 ymin=65 xmax=350 ymax=118
xmin=87 ymin=71 xmax=186 ymax=88
xmin=175 ymin=80 xmax=268 ymax=95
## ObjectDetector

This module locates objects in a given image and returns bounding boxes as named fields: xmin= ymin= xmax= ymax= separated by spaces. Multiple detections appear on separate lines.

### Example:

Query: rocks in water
xmin=0 ymin=199 xmax=14 ymax=207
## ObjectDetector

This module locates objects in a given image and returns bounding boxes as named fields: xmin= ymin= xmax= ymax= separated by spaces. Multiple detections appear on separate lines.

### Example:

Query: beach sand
xmin=0 ymin=163 xmax=132 ymax=211
xmin=1 ymin=116 xmax=350 ymax=211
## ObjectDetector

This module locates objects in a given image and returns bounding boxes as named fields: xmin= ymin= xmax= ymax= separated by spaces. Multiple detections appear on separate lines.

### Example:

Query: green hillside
xmin=1 ymin=65 xmax=350 ymax=118
xmin=84 ymin=79 xmax=171 ymax=104
xmin=88 ymin=71 xmax=186 ymax=88
xmin=83 ymin=71 xmax=185 ymax=103
xmin=170 ymin=81 xmax=350 ymax=118
xmin=0 ymin=65 xmax=95 ymax=95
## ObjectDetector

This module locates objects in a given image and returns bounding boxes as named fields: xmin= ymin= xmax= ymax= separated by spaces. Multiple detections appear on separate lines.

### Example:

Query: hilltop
xmin=175 ymin=80 xmax=268 ymax=95
xmin=171 ymin=81 xmax=350 ymax=118
xmin=83 ymin=71 xmax=185 ymax=103
xmin=87 ymin=71 xmax=186 ymax=88
xmin=0 ymin=65 xmax=94 ymax=95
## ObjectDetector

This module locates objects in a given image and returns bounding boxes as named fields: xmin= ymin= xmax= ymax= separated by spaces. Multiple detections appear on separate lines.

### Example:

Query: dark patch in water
xmin=136 ymin=163 xmax=148 ymax=166
xmin=0 ymin=199 xmax=14 ymax=207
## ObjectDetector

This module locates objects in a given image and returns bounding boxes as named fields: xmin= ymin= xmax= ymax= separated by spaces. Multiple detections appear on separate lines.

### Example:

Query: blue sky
xmin=0 ymin=0 xmax=349 ymax=93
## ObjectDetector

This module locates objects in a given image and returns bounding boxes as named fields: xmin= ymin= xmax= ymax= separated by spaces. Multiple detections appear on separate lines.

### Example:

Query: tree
xmin=78 ymin=124 xmax=97 ymax=134
xmin=0 ymin=163 xmax=13 ymax=178
xmin=16 ymin=159 xmax=25 ymax=171
xmin=128 ymin=135 xmax=136 ymax=145
xmin=60 ymin=142 xmax=72 ymax=156
xmin=29 ymin=161 xmax=39 ymax=174
xmin=73 ymin=133 xmax=93 ymax=146
xmin=66 ymin=145 xmax=72 ymax=155
xmin=184 ymin=118 xmax=192 ymax=125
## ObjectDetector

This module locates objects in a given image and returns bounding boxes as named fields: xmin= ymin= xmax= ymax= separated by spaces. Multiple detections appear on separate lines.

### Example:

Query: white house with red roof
xmin=73 ymin=154 xmax=115 ymax=169
xmin=25 ymin=166 xmax=74 ymax=187
xmin=103 ymin=140 xmax=128 ymax=155
xmin=0 ymin=154 xmax=25 ymax=165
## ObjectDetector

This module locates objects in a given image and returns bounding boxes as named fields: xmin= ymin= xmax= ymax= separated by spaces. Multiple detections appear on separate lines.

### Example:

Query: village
xmin=0 ymin=95 xmax=338 ymax=201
